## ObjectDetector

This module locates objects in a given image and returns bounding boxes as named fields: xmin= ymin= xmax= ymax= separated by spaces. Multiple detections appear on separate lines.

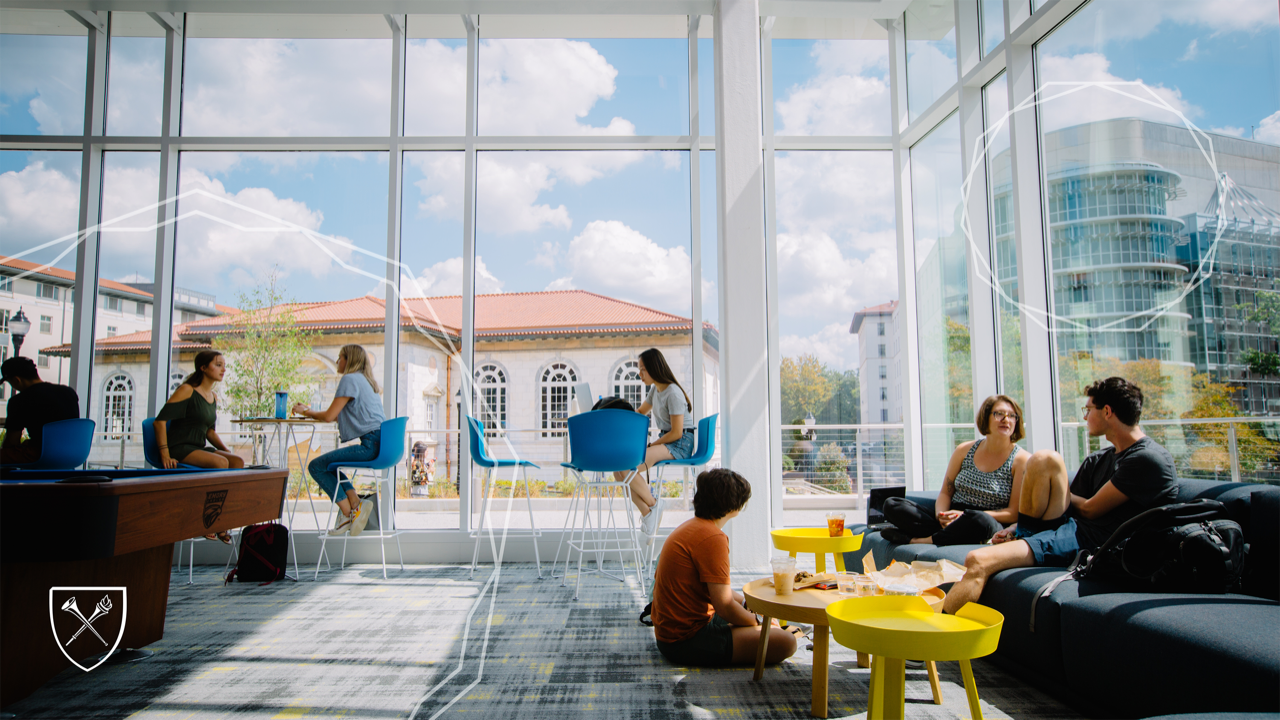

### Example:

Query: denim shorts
xmin=655 ymin=614 xmax=734 ymax=667
xmin=665 ymin=429 xmax=696 ymax=460
xmin=1018 ymin=517 xmax=1082 ymax=567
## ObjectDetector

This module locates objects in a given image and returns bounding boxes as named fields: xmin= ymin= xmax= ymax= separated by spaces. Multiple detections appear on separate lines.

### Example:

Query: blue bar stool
xmin=552 ymin=409 xmax=650 ymax=600
xmin=647 ymin=413 xmax=717 ymax=570
xmin=1 ymin=417 xmax=95 ymax=470
xmin=315 ymin=416 xmax=408 ymax=580
xmin=467 ymin=416 xmax=542 ymax=578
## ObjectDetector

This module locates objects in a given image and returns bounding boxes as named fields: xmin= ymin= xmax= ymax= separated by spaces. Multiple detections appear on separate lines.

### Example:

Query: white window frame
xmin=102 ymin=373 xmax=135 ymax=438
xmin=473 ymin=363 xmax=507 ymax=432
xmin=613 ymin=359 xmax=645 ymax=408
xmin=540 ymin=362 xmax=578 ymax=438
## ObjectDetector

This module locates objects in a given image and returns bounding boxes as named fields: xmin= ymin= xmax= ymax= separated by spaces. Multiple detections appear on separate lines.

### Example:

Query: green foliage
xmin=553 ymin=479 xmax=577 ymax=497
xmin=1237 ymin=290 xmax=1280 ymax=334
xmin=1241 ymin=349 xmax=1280 ymax=378
xmin=427 ymin=479 xmax=459 ymax=499
xmin=491 ymin=479 xmax=547 ymax=498
xmin=214 ymin=271 xmax=319 ymax=420
xmin=1182 ymin=373 xmax=1278 ymax=474
xmin=782 ymin=454 xmax=795 ymax=473
xmin=780 ymin=354 xmax=834 ymax=422
xmin=661 ymin=481 xmax=682 ymax=498
xmin=946 ymin=318 xmax=973 ymax=423
xmin=816 ymin=442 xmax=848 ymax=483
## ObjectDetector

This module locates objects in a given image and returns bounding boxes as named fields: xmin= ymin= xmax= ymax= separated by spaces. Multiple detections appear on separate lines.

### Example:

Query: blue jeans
xmin=308 ymin=429 xmax=381 ymax=502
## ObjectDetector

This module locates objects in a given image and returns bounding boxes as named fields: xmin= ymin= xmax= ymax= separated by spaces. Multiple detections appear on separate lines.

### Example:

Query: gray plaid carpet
xmin=10 ymin=561 xmax=1086 ymax=719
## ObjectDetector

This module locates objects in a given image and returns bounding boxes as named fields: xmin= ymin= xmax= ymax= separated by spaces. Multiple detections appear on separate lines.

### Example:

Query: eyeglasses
xmin=1081 ymin=405 xmax=1097 ymax=419
xmin=991 ymin=410 xmax=1019 ymax=421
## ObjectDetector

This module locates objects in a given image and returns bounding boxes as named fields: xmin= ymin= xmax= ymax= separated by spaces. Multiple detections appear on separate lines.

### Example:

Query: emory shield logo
xmin=49 ymin=587 xmax=127 ymax=672
xmin=203 ymin=490 xmax=228 ymax=529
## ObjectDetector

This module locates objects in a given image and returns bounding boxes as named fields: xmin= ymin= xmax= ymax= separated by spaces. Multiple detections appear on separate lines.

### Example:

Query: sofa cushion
xmin=1060 ymin=592 xmax=1280 ymax=716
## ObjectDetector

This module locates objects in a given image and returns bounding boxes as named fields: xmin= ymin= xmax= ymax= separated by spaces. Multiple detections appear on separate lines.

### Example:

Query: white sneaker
xmin=329 ymin=511 xmax=354 ymax=536
xmin=641 ymin=498 xmax=664 ymax=537
xmin=349 ymin=499 xmax=374 ymax=537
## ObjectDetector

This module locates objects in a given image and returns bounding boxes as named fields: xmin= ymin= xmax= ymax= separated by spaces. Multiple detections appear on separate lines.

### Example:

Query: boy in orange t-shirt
xmin=651 ymin=468 xmax=798 ymax=667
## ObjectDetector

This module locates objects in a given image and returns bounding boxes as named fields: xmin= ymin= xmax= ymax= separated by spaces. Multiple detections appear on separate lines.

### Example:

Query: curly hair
xmin=693 ymin=468 xmax=752 ymax=520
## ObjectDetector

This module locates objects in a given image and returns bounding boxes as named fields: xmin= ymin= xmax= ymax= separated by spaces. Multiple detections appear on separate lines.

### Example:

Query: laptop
xmin=866 ymin=486 xmax=906 ymax=529
xmin=571 ymin=382 xmax=593 ymax=415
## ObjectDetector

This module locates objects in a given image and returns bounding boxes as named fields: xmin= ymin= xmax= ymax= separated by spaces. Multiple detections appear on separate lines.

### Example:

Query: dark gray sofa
xmin=844 ymin=478 xmax=1280 ymax=718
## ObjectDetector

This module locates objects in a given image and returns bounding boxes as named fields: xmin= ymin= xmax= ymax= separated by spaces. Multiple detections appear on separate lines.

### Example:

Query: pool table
xmin=0 ymin=467 xmax=288 ymax=707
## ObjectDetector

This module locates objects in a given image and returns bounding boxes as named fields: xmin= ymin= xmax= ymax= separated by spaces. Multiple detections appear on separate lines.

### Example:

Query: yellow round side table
xmin=826 ymin=596 xmax=1004 ymax=720
xmin=769 ymin=527 xmax=863 ymax=574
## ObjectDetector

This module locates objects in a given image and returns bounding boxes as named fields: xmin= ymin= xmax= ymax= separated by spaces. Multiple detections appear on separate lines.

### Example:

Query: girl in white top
xmin=616 ymin=348 xmax=695 ymax=536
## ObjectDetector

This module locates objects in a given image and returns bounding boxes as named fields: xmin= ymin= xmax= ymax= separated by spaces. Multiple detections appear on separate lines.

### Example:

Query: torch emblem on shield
xmin=49 ymin=587 xmax=127 ymax=672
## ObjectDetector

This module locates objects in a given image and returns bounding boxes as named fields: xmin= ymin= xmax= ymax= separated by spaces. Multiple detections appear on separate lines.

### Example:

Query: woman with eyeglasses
xmin=880 ymin=394 xmax=1030 ymax=546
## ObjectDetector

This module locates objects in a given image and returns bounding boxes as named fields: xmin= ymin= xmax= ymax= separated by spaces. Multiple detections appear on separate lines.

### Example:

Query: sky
xmin=1 ymin=0 xmax=1278 ymax=379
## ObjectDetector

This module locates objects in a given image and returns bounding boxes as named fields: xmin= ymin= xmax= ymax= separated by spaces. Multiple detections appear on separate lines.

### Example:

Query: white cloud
xmin=1256 ymin=110 xmax=1280 ymax=146
xmin=405 ymin=40 xmax=468 ymax=136
xmin=550 ymin=220 xmax=691 ymax=314
xmin=1045 ymin=0 xmax=1278 ymax=49
xmin=106 ymin=39 xmax=165 ymax=136
xmin=181 ymin=38 xmax=390 ymax=136
xmin=1036 ymin=53 xmax=1200 ymax=133
xmin=780 ymin=322 xmax=860 ymax=373
xmin=405 ymin=255 xmax=503 ymax=297
xmin=777 ymin=40 xmax=890 ymax=136
xmin=531 ymin=241 xmax=561 ymax=270
xmin=777 ymin=230 xmax=898 ymax=323
xmin=1178 ymin=39 xmax=1199 ymax=62
xmin=0 ymin=35 xmax=86 ymax=135
xmin=478 ymin=39 xmax=631 ymax=136
xmin=0 ymin=159 xmax=81 ymax=248
xmin=1211 ymin=126 xmax=1248 ymax=138
xmin=774 ymin=151 xmax=896 ymax=241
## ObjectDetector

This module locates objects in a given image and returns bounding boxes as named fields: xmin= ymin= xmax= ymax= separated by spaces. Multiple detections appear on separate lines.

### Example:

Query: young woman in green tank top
xmin=155 ymin=350 xmax=244 ymax=543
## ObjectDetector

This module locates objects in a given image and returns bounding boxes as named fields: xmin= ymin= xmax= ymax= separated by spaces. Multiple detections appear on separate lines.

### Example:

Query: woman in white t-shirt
xmin=616 ymin=348 xmax=695 ymax=537
xmin=293 ymin=344 xmax=387 ymax=538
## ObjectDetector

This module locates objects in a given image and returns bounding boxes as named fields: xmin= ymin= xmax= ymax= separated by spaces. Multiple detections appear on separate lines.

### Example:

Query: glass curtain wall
xmin=904 ymin=0 xmax=957 ymax=123
xmin=983 ymin=73 xmax=1025 ymax=428
xmin=911 ymin=113 xmax=973 ymax=488
xmin=1035 ymin=0 xmax=1280 ymax=481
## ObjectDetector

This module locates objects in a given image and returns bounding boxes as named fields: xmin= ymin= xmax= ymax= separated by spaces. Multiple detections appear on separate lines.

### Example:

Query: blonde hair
xmin=339 ymin=344 xmax=380 ymax=394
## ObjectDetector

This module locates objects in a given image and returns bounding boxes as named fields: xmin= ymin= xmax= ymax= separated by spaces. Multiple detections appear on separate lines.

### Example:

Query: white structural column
xmin=1006 ymin=8 xmax=1058 ymax=451
xmin=759 ymin=16 xmax=785 ymax=529
xmin=146 ymin=11 xmax=184 ymax=418
xmin=714 ymin=0 xmax=771 ymax=566
xmin=688 ymin=15 xmax=705 ymax=425
xmin=67 ymin=10 xmax=109 ymax=418
xmin=955 ymin=0 xmax=998 ymax=406
xmin=383 ymin=14 xmax=407 ymax=418
xmin=886 ymin=18 xmax=926 ymax=491
xmin=459 ymin=14 xmax=480 ymax=531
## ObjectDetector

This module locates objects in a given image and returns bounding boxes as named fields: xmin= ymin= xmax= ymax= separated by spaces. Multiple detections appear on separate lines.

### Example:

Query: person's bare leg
xmin=627 ymin=445 xmax=672 ymax=514
xmin=731 ymin=625 xmax=798 ymax=665
xmin=1019 ymin=450 xmax=1070 ymax=521
xmin=182 ymin=449 xmax=230 ymax=469
xmin=943 ymin=541 xmax=1036 ymax=615
xmin=211 ymin=449 xmax=244 ymax=469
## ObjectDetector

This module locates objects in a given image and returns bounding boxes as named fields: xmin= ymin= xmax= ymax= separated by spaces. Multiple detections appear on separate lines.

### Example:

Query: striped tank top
xmin=951 ymin=439 xmax=1019 ymax=510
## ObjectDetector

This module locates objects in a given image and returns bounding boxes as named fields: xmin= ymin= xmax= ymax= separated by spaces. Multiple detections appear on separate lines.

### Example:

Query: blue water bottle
xmin=274 ymin=391 xmax=288 ymax=419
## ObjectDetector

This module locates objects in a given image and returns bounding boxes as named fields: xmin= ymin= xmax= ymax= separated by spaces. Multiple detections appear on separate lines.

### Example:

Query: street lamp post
xmin=9 ymin=307 xmax=31 ymax=357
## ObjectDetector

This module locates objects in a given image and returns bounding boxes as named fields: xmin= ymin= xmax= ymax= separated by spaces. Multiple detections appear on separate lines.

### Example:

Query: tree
xmin=780 ymin=354 xmax=834 ymax=423
xmin=1241 ymin=348 xmax=1280 ymax=378
xmin=214 ymin=271 xmax=319 ymax=420
xmin=1181 ymin=373 xmax=1278 ymax=474
xmin=1238 ymin=290 xmax=1280 ymax=334
xmin=946 ymin=318 xmax=973 ymax=423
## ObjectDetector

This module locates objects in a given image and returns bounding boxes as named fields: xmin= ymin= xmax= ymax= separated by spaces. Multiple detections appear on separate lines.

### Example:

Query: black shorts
xmin=656 ymin=615 xmax=734 ymax=667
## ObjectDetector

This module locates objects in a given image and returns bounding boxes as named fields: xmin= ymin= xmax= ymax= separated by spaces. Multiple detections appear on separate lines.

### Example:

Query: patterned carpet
xmin=10 ymin=560 xmax=1086 ymax=720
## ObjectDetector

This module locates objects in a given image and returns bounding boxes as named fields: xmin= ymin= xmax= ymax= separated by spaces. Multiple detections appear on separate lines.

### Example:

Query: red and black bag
xmin=225 ymin=523 xmax=289 ymax=585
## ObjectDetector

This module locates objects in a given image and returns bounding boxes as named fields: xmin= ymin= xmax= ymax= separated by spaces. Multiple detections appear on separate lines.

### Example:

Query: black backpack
xmin=1096 ymin=499 xmax=1247 ymax=593
xmin=592 ymin=396 xmax=635 ymax=412
xmin=225 ymin=523 xmax=289 ymax=585
xmin=1030 ymin=499 xmax=1247 ymax=631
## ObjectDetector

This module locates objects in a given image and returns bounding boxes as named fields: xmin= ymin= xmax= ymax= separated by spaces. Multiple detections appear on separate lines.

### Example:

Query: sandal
xmin=204 ymin=531 xmax=233 ymax=545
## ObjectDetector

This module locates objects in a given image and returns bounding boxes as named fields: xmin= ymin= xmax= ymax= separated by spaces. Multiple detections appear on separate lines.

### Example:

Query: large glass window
xmin=776 ymin=151 xmax=900 ymax=524
xmin=404 ymin=19 xmax=466 ymax=136
xmin=772 ymin=32 xmax=891 ymax=136
xmin=0 ymin=11 xmax=88 ymax=136
xmin=983 ymin=73 xmax=1025 ymax=427
xmin=181 ymin=16 xmax=391 ymax=136
xmin=910 ymin=113 xmax=971 ymax=488
xmin=904 ymin=0 xmax=957 ymax=123
xmin=107 ymin=13 xmax=164 ymax=136
xmin=980 ymin=0 xmax=1005 ymax=58
xmin=474 ymin=148 xmax=695 ymax=531
xmin=172 ymin=150 xmax=391 ymax=524
xmin=1036 ymin=0 xmax=1280 ymax=481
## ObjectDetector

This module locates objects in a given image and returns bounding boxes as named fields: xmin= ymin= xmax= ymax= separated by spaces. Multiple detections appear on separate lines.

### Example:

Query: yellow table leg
xmin=810 ymin=625 xmax=829 ymax=718
xmin=960 ymin=658 xmax=984 ymax=720
xmin=834 ymin=553 xmax=846 ymax=572
xmin=867 ymin=655 xmax=882 ymax=720
xmin=880 ymin=657 xmax=907 ymax=720
xmin=815 ymin=553 xmax=827 ymax=574
xmin=927 ymin=660 xmax=943 ymax=704
xmin=752 ymin=616 xmax=771 ymax=682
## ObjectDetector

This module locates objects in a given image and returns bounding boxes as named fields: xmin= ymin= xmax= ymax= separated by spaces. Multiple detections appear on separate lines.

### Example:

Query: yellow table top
xmin=826 ymin=596 xmax=1003 ymax=662
xmin=742 ymin=579 xmax=943 ymax=626
xmin=770 ymin=527 xmax=864 ymax=553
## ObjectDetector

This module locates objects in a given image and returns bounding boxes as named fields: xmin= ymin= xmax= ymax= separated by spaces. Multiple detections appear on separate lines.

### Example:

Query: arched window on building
xmin=473 ymin=364 xmax=507 ymax=432
xmin=613 ymin=360 xmax=645 ymax=408
xmin=102 ymin=373 xmax=134 ymax=438
xmin=168 ymin=371 xmax=186 ymax=396
xmin=540 ymin=362 xmax=577 ymax=437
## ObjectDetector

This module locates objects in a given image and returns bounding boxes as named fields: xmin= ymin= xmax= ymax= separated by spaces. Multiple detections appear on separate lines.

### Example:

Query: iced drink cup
xmin=771 ymin=557 xmax=797 ymax=595
xmin=826 ymin=512 xmax=846 ymax=537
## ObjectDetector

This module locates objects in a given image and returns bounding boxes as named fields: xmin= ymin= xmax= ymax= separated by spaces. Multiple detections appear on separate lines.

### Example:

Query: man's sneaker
xmin=349 ymin=499 xmax=374 ymax=537
xmin=329 ymin=511 xmax=354 ymax=536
